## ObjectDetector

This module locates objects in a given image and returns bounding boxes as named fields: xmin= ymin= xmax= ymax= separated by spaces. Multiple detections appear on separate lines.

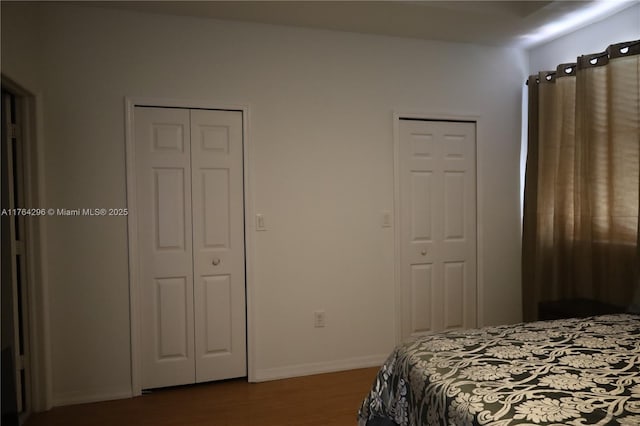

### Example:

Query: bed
xmin=358 ymin=314 xmax=640 ymax=425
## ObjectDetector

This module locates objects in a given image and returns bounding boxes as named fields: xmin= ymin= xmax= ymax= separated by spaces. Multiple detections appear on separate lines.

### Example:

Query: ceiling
xmin=89 ymin=1 xmax=635 ymax=48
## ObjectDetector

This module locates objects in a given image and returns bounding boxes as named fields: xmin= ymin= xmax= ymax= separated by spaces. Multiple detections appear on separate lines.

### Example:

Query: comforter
xmin=358 ymin=314 xmax=640 ymax=425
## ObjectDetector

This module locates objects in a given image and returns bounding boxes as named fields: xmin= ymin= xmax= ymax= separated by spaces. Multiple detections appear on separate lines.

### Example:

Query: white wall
xmin=2 ymin=3 xmax=527 ymax=406
xmin=528 ymin=3 xmax=640 ymax=73
xmin=1 ymin=4 xmax=41 ymax=90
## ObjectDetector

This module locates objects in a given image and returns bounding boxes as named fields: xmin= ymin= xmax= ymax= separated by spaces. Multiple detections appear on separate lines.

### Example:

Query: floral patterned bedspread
xmin=358 ymin=314 xmax=640 ymax=426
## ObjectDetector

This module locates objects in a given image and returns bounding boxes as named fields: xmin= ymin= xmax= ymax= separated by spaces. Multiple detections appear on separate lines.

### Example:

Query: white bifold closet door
xmin=135 ymin=107 xmax=246 ymax=389
xmin=399 ymin=119 xmax=477 ymax=341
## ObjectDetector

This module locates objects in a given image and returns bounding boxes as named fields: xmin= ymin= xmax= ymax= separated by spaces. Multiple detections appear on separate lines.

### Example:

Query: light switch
xmin=382 ymin=211 xmax=392 ymax=228
xmin=256 ymin=213 xmax=266 ymax=231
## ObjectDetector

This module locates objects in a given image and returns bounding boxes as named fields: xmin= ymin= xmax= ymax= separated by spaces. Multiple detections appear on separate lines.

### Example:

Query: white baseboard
xmin=53 ymin=387 xmax=133 ymax=407
xmin=251 ymin=354 xmax=387 ymax=383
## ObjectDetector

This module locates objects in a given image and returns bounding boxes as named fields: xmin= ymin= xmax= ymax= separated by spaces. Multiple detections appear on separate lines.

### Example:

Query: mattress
xmin=358 ymin=314 xmax=640 ymax=425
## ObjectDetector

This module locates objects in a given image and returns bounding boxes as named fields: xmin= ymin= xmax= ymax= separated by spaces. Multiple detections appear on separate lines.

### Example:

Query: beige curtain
xmin=522 ymin=40 xmax=640 ymax=321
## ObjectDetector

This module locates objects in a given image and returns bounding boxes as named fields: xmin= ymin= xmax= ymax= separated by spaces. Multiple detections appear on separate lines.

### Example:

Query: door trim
xmin=392 ymin=111 xmax=484 ymax=345
xmin=125 ymin=97 xmax=255 ymax=395
xmin=1 ymin=75 xmax=52 ymax=412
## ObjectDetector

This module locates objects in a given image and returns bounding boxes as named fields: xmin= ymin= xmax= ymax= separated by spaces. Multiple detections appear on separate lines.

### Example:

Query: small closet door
xmin=190 ymin=110 xmax=246 ymax=382
xmin=135 ymin=106 xmax=246 ymax=389
xmin=399 ymin=119 xmax=477 ymax=340
xmin=136 ymin=107 xmax=196 ymax=389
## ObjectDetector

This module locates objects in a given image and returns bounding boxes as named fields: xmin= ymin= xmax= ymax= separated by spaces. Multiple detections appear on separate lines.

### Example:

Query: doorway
xmin=1 ymin=86 xmax=31 ymax=424
xmin=126 ymin=101 xmax=250 ymax=392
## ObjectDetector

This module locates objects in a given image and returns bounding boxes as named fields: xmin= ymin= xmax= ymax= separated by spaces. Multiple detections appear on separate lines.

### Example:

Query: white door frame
xmin=125 ymin=97 xmax=256 ymax=395
xmin=392 ymin=111 xmax=484 ymax=344
xmin=1 ymin=75 xmax=53 ymax=412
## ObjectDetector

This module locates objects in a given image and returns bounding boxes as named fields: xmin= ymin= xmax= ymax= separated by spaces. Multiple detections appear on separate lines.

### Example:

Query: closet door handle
xmin=212 ymin=258 xmax=221 ymax=266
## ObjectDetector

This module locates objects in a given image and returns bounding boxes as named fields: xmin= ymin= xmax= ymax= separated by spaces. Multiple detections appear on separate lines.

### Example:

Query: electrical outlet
xmin=314 ymin=310 xmax=326 ymax=328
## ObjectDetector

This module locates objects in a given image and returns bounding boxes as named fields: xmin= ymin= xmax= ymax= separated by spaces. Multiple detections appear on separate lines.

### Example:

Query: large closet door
xmin=399 ymin=119 xmax=477 ymax=340
xmin=135 ymin=106 xmax=246 ymax=390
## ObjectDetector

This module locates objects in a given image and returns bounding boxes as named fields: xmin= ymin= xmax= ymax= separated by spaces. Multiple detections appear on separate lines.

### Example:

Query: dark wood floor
xmin=25 ymin=367 xmax=379 ymax=426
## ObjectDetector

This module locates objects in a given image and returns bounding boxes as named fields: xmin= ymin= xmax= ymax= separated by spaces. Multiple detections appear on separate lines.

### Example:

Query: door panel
xmin=190 ymin=109 xmax=246 ymax=383
xmin=154 ymin=168 xmax=187 ymax=250
xmin=136 ymin=107 xmax=195 ymax=389
xmin=444 ymin=262 xmax=465 ymax=329
xmin=410 ymin=172 xmax=433 ymax=241
xmin=444 ymin=172 xmax=465 ymax=240
xmin=202 ymin=275 xmax=232 ymax=354
xmin=156 ymin=277 xmax=190 ymax=359
xmin=201 ymin=168 xmax=230 ymax=248
xmin=400 ymin=119 xmax=477 ymax=340
xmin=411 ymin=264 xmax=432 ymax=333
